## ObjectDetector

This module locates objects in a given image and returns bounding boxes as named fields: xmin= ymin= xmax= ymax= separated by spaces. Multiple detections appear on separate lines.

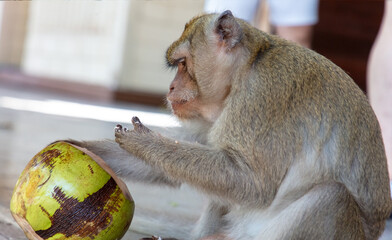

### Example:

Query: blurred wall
xmin=0 ymin=2 xmax=29 ymax=66
xmin=21 ymin=1 xmax=129 ymax=88
xmin=0 ymin=0 xmax=204 ymax=95
xmin=119 ymin=0 xmax=204 ymax=94
xmin=0 ymin=1 xmax=382 ymax=103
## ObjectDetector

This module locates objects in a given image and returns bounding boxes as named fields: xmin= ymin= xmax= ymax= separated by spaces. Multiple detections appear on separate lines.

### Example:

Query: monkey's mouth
xmin=170 ymin=100 xmax=188 ymax=111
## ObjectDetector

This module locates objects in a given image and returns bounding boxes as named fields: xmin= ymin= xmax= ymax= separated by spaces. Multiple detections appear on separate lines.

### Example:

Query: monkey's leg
xmin=191 ymin=201 xmax=229 ymax=240
xmin=254 ymin=182 xmax=365 ymax=240
xmin=57 ymin=139 xmax=180 ymax=187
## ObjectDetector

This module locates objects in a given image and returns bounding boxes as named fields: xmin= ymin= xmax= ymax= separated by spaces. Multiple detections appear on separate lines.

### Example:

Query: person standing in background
xmin=203 ymin=0 xmax=319 ymax=48
xmin=368 ymin=0 xmax=392 ymax=197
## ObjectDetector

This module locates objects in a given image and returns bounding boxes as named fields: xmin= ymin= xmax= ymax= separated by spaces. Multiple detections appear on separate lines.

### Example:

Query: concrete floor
xmin=0 ymin=84 xmax=391 ymax=240
xmin=0 ymin=85 xmax=203 ymax=239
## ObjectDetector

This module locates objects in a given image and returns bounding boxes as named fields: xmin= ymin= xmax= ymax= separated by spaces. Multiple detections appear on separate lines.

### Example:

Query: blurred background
xmin=0 ymin=0 xmax=391 ymax=239
xmin=0 ymin=0 xmax=384 ymax=105
xmin=0 ymin=0 xmax=204 ymax=105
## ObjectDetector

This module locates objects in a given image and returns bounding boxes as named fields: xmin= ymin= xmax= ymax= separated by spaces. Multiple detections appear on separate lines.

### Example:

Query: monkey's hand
xmin=115 ymin=116 xmax=153 ymax=135
xmin=114 ymin=116 xmax=162 ymax=160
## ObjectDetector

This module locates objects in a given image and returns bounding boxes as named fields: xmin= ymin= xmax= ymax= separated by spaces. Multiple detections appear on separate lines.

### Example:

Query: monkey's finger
xmin=131 ymin=116 xmax=151 ymax=133
xmin=132 ymin=116 xmax=145 ymax=128
xmin=114 ymin=124 xmax=123 ymax=132
xmin=131 ymin=116 xmax=142 ymax=130
xmin=131 ymin=116 xmax=142 ymax=125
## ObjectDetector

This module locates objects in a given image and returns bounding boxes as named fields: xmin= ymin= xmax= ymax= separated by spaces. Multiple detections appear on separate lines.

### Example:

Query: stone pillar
xmin=0 ymin=1 xmax=29 ymax=67
xmin=21 ymin=1 xmax=129 ymax=88
xmin=118 ymin=0 xmax=204 ymax=94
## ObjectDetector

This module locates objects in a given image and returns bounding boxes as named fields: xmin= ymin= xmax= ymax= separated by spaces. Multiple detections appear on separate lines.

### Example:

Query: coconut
xmin=10 ymin=141 xmax=134 ymax=240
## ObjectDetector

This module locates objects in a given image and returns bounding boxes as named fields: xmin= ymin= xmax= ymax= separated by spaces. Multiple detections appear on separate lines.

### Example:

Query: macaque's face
xmin=165 ymin=15 xmax=208 ymax=121
xmin=166 ymin=51 xmax=201 ymax=120
xmin=165 ymin=14 xmax=238 ymax=122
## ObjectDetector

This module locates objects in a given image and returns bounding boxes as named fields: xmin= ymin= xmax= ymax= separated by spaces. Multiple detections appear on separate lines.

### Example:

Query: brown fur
xmin=65 ymin=11 xmax=392 ymax=240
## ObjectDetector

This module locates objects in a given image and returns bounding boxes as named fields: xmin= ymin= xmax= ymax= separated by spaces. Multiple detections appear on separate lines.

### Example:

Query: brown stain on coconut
xmin=36 ymin=177 xmax=122 ymax=239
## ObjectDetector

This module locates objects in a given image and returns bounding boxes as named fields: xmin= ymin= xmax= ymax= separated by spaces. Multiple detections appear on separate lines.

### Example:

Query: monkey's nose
xmin=169 ymin=82 xmax=175 ymax=92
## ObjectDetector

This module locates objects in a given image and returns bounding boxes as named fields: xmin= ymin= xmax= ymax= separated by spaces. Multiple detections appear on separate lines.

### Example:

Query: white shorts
xmin=204 ymin=0 xmax=319 ymax=26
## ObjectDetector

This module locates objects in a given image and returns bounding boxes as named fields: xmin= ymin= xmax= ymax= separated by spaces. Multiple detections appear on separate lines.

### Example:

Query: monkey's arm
xmin=60 ymin=139 xmax=180 ymax=187
xmin=115 ymin=117 xmax=260 ymax=204
xmin=59 ymin=139 xmax=180 ymax=187
xmin=58 ymin=122 xmax=208 ymax=187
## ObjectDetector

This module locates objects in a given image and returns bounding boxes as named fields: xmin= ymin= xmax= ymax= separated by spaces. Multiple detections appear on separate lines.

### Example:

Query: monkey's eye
xmin=176 ymin=58 xmax=187 ymax=72
xmin=177 ymin=58 xmax=186 ymax=67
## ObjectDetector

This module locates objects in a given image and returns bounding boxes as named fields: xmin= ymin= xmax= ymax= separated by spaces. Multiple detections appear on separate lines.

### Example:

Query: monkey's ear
xmin=214 ymin=10 xmax=243 ymax=50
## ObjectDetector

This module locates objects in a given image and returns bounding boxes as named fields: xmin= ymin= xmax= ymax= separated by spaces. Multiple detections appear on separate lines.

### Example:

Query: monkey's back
xmin=221 ymin=33 xmax=392 ymax=237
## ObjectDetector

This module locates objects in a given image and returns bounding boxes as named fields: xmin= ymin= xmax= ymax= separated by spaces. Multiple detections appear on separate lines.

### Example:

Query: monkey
xmin=65 ymin=10 xmax=392 ymax=240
